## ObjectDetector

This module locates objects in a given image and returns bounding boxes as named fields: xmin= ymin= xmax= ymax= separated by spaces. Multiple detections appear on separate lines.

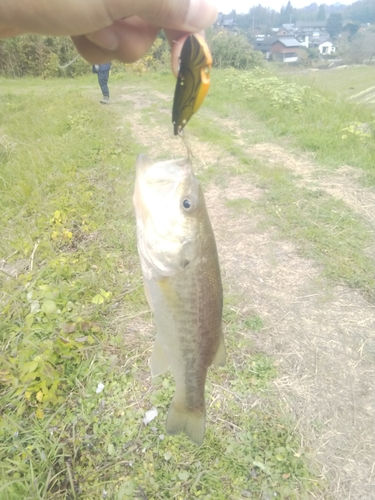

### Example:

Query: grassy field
xmin=294 ymin=65 xmax=375 ymax=104
xmin=1 ymin=68 xmax=374 ymax=499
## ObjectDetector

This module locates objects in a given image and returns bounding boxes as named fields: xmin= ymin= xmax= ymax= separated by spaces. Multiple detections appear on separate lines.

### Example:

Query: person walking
xmin=93 ymin=63 xmax=111 ymax=104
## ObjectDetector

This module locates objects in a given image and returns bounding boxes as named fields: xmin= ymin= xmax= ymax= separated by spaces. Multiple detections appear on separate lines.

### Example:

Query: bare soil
xmin=112 ymin=84 xmax=375 ymax=500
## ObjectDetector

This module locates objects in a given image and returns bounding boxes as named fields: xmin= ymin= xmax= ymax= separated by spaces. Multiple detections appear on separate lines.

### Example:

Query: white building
xmin=318 ymin=40 xmax=336 ymax=55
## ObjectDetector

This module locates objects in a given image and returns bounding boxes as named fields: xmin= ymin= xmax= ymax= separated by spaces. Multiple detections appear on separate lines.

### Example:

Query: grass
xmin=293 ymin=65 xmax=375 ymax=103
xmin=226 ymin=184 xmax=375 ymax=297
xmin=0 ymin=77 xmax=324 ymax=499
xmin=1 ymin=64 xmax=374 ymax=498
xmin=218 ymin=69 xmax=375 ymax=182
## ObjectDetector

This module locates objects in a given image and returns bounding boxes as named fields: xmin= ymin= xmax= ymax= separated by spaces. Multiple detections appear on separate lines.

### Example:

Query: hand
xmin=0 ymin=0 xmax=217 ymax=75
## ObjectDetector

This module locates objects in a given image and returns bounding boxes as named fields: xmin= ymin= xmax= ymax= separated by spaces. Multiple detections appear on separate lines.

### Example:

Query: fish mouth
xmin=135 ymin=154 xmax=191 ymax=178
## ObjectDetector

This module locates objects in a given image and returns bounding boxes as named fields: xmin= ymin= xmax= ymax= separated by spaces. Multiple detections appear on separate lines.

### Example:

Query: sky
xmin=214 ymin=0 xmax=354 ymax=13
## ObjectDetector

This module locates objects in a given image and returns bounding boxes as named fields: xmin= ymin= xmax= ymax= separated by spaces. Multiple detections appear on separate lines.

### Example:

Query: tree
xmin=327 ymin=13 xmax=342 ymax=39
xmin=347 ymin=0 xmax=375 ymax=24
xmin=246 ymin=5 xmax=280 ymax=29
xmin=317 ymin=4 xmax=326 ymax=21
xmin=280 ymin=1 xmax=294 ymax=24
xmin=338 ymin=28 xmax=375 ymax=64
xmin=210 ymin=32 xmax=263 ymax=69
xmin=0 ymin=35 xmax=89 ymax=77
xmin=343 ymin=22 xmax=360 ymax=40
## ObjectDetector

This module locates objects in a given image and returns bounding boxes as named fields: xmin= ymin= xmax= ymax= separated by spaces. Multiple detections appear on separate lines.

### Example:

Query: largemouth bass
xmin=133 ymin=154 xmax=225 ymax=445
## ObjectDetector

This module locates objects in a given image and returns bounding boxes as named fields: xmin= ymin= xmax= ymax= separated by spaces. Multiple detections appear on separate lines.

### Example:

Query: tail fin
xmin=165 ymin=399 xmax=206 ymax=446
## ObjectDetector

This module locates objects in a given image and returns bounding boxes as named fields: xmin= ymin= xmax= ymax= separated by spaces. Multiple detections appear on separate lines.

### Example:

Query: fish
xmin=172 ymin=34 xmax=212 ymax=136
xmin=133 ymin=154 xmax=225 ymax=445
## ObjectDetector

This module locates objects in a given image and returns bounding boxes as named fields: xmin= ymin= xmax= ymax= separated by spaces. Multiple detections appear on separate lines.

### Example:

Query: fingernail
xmin=185 ymin=0 xmax=218 ymax=30
xmin=87 ymin=27 xmax=119 ymax=51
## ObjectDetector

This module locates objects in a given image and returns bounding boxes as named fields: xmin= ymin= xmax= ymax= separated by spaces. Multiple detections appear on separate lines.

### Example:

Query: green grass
xmin=218 ymin=69 xmax=375 ymax=182
xmin=0 ymin=77 xmax=324 ymax=499
xmin=254 ymin=167 xmax=375 ymax=296
xmin=294 ymin=65 xmax=375 ymax=102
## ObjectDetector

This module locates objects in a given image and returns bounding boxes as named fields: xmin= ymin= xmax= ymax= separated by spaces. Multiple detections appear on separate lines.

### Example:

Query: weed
xmin=244 ymin=315 xmax=265 ymax=332
xmin=212 ymin=68 xmax=375 ymax=185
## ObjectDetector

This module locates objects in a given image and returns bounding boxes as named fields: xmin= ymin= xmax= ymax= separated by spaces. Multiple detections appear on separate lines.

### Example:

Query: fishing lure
xmin=172 ymin=34 xmax=212 ymax=136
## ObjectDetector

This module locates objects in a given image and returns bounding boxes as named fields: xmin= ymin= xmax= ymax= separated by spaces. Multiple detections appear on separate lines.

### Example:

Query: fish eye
xmin=182 ymin=197 xmax=197 ymax=213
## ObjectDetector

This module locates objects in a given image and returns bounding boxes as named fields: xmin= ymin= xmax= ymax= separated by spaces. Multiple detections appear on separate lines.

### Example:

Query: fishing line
xmin=178 ymin=129 xmax=194 ymax=160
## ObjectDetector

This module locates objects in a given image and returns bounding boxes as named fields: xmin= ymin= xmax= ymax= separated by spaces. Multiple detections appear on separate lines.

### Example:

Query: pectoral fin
xmin=150 ymin=337 xmax=170 ymax=377
xmin=212 ymin=334 xmax=226 ymax=367
xmin=179 ymin=239 xmax=195 ymax=269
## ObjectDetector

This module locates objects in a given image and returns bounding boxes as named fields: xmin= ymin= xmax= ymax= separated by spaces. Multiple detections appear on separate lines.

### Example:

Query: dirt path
xmin=113 ymin=84 xmax=375 ymax=500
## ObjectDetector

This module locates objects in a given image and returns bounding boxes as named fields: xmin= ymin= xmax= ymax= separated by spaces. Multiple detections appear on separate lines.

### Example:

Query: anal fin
xmin=212 ymin=334 xmax=226 ymax=367
xmin=150 ymin=337 xmax=169 ymax=377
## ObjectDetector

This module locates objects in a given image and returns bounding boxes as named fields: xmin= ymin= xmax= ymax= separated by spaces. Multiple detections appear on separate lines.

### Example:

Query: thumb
xmin=0 ymin=0 xmax=217 ymax=37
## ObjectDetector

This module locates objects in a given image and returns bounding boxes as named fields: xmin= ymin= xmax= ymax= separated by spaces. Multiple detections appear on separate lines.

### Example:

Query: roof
xmin=222 ymin=18 xmax=235 ymax=27
xmin=282 ymin=24 xmax=295 ymax=31
xmin=272 ymin=37 xmax=300 ymax=48
xmin=318 ymin=40 xmax=334 ymax=46
xmin=253 ymin=36 xmax=277 ymax=52
xmin=255 ymin=36 xmax=277 ymax=45
xmin=318 ymin=34 xmax=331 ymax=43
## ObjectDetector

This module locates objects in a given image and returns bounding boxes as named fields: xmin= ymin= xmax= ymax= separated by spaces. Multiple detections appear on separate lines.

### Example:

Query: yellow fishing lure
xmin=172 ymin=34 xmax=212 ymax=136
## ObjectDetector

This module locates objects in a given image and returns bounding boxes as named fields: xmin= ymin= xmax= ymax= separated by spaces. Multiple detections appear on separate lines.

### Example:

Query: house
xmin=254 ymin=36 xmax=301 ymax=62
xmin=276 ymin=27 xmax=292 ymax=36
xmin=297 ymin=32 xmax=335 ymax=55
xmin=295 ymin=20 xmax=327 ymax=32
xmin=270 ymin=37 xmax=301 ymax=62
xmin=270 ymin=21 xmax=328 ymax=38
xmin=318 ymin=40 xmax=336 ymax=55
xmin=299 ymin=35 xmax=309 ymax=48
xmin=271 ymin=24 xmax=296 ymax=37
xmin=282 ymin=24 xmax=295 ymax=32
xmin=253 ymin=36 xmax=278 ymax=59
xmin=221 ymin=18 xmax=238 ymax=32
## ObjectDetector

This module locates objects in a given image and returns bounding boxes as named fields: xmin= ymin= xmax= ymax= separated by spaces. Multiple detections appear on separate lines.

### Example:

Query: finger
xmin=0 ymin=0 xmax=217 ymax=37
xmin=72 ymin=18 xmax=159 ymax=64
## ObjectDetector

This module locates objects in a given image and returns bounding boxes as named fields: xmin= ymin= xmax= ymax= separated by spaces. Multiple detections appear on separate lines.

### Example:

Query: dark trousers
xmin=98 ymin=70 xmax=110 ymax=98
